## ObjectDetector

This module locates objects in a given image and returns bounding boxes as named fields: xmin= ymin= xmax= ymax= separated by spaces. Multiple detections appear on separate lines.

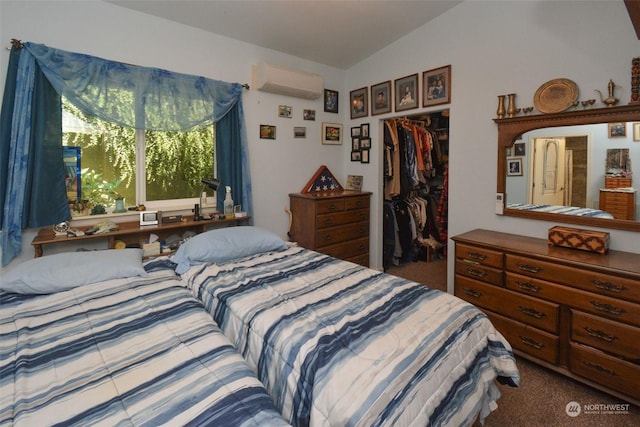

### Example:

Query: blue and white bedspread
xmin=0 ymin=263 xmax=289 ymax=427
xmin=507 ymin=203 xmax=614 ymax=218
xmin=181 ymin=245 xmax=520 ymax=427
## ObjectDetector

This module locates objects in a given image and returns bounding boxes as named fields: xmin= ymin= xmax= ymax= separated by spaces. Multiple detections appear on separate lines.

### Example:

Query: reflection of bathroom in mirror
xmin=505 ymin=122 xmax=638 ymax=221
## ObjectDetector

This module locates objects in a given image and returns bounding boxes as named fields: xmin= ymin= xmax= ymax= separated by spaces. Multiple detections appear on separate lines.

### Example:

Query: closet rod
xmin=386 ymin=116 xmax=431 ymax=127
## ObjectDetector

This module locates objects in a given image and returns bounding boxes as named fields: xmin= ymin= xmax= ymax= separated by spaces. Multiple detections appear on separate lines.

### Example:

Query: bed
xmin=174 ymin=227 xmax=521 ymax=427
xmin=0 ymin=249 xmax=290 ymax=427
xmin=507 ymin=203 xmax=615 ymax=218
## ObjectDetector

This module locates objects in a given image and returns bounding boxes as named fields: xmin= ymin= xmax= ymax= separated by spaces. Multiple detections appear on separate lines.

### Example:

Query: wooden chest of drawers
xmin=289 ymin=191 xmax=371 ymax=266
xmin=453 ymin=229 xmax=640 ymax=406
xmin=599 ymin=189 xmax=636 ymax=220
xmin=604 ymin=177 xmax=632 ymax=188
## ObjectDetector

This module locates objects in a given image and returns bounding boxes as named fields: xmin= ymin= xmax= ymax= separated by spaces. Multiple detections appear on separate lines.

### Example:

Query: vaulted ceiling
xmin=107 ymin=0 xmax=462 ymax=69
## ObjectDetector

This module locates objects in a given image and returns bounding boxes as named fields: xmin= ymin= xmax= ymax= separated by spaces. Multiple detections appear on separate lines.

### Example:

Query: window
xmin=62 ymin=98 xmax=214 ymax=215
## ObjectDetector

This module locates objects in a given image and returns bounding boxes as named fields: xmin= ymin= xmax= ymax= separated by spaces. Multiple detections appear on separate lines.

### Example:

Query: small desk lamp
xmin=196 ymin=178 xmax=220 ymax=220
xmin=201 ymin=178 xmax=220 ymax=191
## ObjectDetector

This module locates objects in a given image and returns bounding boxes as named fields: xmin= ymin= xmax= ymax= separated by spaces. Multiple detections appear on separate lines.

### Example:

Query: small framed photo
xmin=259 ymin=124 xmax=276 ymax=140
xmin=351 ymin=151 xmax=361 ymax=162
xmin=346 ymin=175 xmax=363 ymax=191
xmin=351 ymin=126 xmax=361 ymax=138
xmin=361 ymin=123 xmax=369 ymax=138
xmin=514 ymin=142 xmax=526 ymax=156
xmin=278 ymin=105 xmax=292 ymax=118
xmin=633 ymin=122 xmax=640 ymax=141
xmin=351 ymin=137 xmax=360 ymax=151
xmin=324 ymin=89 xmax=339 ymax=113
xmin=507 ymin=158 xmax=522 ymax=176
xmin=371 ymin=81 xmax=392 ymax=115
xmin=360 ymin=138 xmax=371 ymax=149
xmin=422 ymin=65 xmax=451 ymax=107
xmin=294 ymin=126 xmax=306 ymax=138
xmin=608 ymin=122 xmax=626 ymax=138
xmin=350 ymin=87 xmax=368 ymax=119
xmin=394 ymin=74 xmax=418 ymax=112
xmin=321 ymin=122 xmax=343 ymax=145
xmin=361 ymin=149 xmax=370 ymax=164
xmin=303 ymin=109 xmax=316 ymax=121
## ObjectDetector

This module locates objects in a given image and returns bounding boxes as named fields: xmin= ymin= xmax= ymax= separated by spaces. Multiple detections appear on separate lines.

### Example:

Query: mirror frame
xmin=495 ymin=104 xmax=640 ymax=232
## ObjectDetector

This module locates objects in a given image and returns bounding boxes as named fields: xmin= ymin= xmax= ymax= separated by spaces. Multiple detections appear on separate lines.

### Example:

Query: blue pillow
xmin=173 ymin=226 xmax=287 ymax=274
xmin=1 ymin=249 xmax=147 ymax=294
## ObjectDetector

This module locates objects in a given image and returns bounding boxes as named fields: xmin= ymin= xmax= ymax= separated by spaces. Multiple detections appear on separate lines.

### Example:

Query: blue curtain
xmin=215 ymin=100 xmax=253 ymax=217
xmin=1 ymin=42 xmax=251 ymax=265
xmin=1 ymin=45 xmax=70 ymax=266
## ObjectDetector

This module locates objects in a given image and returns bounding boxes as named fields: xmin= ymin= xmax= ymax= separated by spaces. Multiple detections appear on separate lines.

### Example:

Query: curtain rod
xmin=7 ymin=39 xmax=250 ymax=88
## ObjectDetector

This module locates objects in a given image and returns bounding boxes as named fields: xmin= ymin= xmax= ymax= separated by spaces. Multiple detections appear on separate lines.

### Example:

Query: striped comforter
xmin=0 ymin=261 xmax=289 ymax=427
xmin=181 ymin=245 xmax=520 ymax=427
xmin=507 ymin=203 xmax=615 ymax=218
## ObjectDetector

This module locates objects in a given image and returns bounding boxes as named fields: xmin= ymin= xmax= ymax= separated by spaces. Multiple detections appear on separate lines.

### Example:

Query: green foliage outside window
xmin=63 ymin=99 xmax=214 ymax=209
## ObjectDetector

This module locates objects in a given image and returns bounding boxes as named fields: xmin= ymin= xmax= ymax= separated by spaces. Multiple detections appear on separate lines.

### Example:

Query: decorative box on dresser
xmin=452 ymin=229 xmax=640 ymax=406
xmin=289 ymin=191 xmax=371 ymax=266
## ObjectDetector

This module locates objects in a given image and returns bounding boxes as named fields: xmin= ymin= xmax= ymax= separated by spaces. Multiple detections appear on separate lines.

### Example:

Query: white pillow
xmin=173 ymin=226 xmax=287 ymax=274
xmin=1 ymin=249 xmax=147 ymax=294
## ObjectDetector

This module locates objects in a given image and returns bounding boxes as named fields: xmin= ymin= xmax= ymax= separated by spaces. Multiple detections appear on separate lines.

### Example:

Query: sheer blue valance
xmin=24 ymin=42 xmax=243 ymax=131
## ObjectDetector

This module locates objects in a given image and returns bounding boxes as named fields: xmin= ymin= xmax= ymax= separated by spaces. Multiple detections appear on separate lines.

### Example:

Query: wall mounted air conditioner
xmin=252 ymin=62 xmax=323 ymax=99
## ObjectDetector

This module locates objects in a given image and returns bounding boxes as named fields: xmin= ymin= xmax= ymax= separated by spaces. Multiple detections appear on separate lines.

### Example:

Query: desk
xmin=32 ymin=215 xmax=251 ymax=257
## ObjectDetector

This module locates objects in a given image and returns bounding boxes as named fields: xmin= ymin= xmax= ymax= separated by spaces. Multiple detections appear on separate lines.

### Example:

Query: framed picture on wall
xmin=350 ymin=87 xmax=368 ymax=119
xmin=371 ymin=81 xmax=392 ymax=115
xmin=507 ymin=158 xmax=522 ymax=176
xmin=422 ymin=65 xmax=451 ymax=107
xmin=394 ymin=74 xmax=418 ymax=112
xmin=514 ymin=142 xmax=526 ymax=156
xmin=259 ymin=124 xmax=276 ymax=140
xmin=321 ymin=122 xmax=343 ymax=145
xmin=608 ymin=122 xmax=626 ymax=138
xmin=324 ymin=89 xmax=339 ymax=113
xmin=634 ymin=122 xmax=640 ymax=141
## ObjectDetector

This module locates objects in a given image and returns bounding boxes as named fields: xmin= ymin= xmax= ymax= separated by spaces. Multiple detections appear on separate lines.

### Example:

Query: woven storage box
xmin=548 ymin=226 xmax=609 ymax=254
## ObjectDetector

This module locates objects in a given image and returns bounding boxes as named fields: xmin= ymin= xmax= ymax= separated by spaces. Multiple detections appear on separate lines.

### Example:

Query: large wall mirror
xmin=496 ymin=104 xmax=640 ymax=232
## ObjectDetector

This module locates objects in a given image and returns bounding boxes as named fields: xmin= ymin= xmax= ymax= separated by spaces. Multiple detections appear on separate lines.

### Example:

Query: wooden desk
xmin=32 ymin=215 xmax=251 ymax=257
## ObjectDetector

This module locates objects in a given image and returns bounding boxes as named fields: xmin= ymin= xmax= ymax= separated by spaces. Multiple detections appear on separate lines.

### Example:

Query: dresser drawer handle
xmin=466 ymin=268 xmax=487 ymax=278
xmin=462 ymin=288 xmax=482 ymax=298
xmin=590 ymin=301 xmax=625 ymax=316
xmin=518 ymin=305 xmax=545 ymax=319
xmin=582 ymin=361 xmax=616 ymax=376
xmin=327 ymin=204 xmax=337 ymax=211
xmin=516 ymin=281 xmax=541 ymax=293
xmin=323 ymin=218 xmax=334 ymax=226
xmin=467 ymin=252 xmax=487 ymax=261
xmin=516 ymin=263 xmax=542 ymax=274
xmin=584 ymin=327 xmax=617 ymax=343
xmin=323 ymin=235 xmax=333 ymax=242
xmin=359 ymin=214 xmax=368 ymax=221
xmin=519 ymin=336 xmax=543 ymax=350
xmin=358 ymin=227 xmax=366 ymax=234
xmin=592 ymin=280 xmax=626 ymax=293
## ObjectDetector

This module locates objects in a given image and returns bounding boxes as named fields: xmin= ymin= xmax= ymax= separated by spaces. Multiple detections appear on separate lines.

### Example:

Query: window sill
xmin=69 ymin=204 xmax=218 ymax=227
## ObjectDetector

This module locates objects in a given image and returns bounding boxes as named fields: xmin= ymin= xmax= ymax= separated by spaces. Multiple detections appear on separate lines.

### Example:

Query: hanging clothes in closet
xmin=383 ymin=116 xmax=448 ymax=270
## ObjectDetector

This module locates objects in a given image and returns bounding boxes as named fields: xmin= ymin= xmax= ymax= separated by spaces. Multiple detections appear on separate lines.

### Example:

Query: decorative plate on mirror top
xmin=533 ymin=78 xmax=579 ymax=113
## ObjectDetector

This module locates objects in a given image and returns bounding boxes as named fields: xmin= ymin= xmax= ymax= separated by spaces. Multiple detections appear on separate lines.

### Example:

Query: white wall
xmin=345 ymin=0 xmax=639 ymax=290
xmin=2 ymin=1 xmax=639 ymax=284
xmin=0 ymin=0 xmax=350 ymax=270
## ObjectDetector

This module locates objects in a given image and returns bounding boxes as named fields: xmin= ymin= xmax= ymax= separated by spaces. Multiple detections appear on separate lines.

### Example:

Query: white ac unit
xmin=252 ymin=62 xmax=323 ymax=99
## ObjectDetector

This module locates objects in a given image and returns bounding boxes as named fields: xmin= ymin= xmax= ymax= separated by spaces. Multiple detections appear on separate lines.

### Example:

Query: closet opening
xmin=382 ymin=109 xmax=449 ymax=287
